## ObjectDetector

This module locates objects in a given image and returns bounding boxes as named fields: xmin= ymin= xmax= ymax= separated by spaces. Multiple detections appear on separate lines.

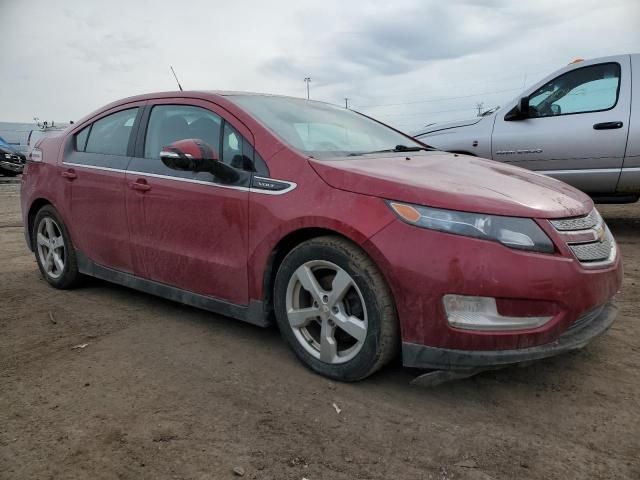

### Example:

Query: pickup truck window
xmin=528 ymin=62 xmax=620 ymax=118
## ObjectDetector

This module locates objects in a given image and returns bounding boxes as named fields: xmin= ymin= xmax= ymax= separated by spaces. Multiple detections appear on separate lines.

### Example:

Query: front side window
xmin=228 ymin=95 xmax=422 ymax=159
xmin=222 ymin=122 xmax=254 ymax=170
xmin=144 ymin=105 xmax=222 ymax=160
xmin=528 ymin=63 xmax=621 ymax=118
xmin=85 ymin=108 xmax=139 ymax=155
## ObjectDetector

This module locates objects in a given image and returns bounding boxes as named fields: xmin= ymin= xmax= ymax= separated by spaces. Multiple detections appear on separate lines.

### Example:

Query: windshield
xmin=228 ymin=95 xmax=423 ymax=159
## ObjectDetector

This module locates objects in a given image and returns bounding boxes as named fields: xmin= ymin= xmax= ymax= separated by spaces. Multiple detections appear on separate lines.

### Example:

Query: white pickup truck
xmin=414 ymin=54 xmax=640 ymax=203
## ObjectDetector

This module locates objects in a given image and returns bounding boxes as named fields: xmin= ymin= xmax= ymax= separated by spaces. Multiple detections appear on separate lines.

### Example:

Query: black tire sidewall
xmin=274 ymin=239 xmax=389 ymax=381
xmin=32 ymin=205 xmax=79 ymax=289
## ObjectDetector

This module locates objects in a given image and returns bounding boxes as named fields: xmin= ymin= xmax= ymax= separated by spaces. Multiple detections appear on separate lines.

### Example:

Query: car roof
xmin=73 ymin=91 xmax=338 ymax=130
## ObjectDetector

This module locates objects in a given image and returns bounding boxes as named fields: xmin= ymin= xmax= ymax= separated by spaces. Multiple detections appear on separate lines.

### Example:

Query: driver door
xmin=491 ymin=56 xmax=631 ymax=193
xmin=125 ymin=99 xmax=252 ymax=306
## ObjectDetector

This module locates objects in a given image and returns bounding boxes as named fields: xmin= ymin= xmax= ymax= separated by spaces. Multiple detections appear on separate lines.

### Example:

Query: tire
xmin=274 ymin=236 xmax=398 ymax=381
xmin=0 ymin=170 xmax=18 ymax=177
xmin=32 ymin=205 xmax=81 ymax=289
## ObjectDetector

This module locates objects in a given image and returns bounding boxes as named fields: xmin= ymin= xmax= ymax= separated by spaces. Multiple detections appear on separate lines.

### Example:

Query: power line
xmin=352 ymin=70 xmax=547 ymax=105
xmin=353 ymin=87 xmax=522 ymax=109
xmin=375 ymin=106 xmax=476 ymax=118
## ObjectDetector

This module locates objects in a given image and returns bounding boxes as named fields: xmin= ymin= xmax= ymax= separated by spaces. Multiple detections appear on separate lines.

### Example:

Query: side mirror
xmin=504 ymin=97 xmax=530 ymax=121
xmin=160 ymin=138 xmax=218 ymax=172
xmin=160 ymin=138 xmax=239 ymax=183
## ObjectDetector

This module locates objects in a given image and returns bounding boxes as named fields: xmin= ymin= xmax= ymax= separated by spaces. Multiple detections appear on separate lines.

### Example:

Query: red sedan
xmin=21 ymin=91 xmax=622 ymax=381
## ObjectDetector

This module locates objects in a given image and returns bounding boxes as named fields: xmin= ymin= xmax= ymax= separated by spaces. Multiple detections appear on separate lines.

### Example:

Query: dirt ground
xmin=1 ymin=177 xmax=639 ymax=480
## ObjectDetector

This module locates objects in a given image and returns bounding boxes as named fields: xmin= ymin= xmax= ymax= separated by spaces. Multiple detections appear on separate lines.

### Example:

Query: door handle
xmin=61 ymin=169 xmax=77 ymax=180
xmin=130 ymin=179 xmax=151 ymax=192
xmin=593 ymin=121 xmax=623 ymax=130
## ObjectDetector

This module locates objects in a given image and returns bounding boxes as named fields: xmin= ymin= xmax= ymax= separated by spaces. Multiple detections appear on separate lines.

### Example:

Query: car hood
xmin=309 ymin=151 xmax=592 ymax=219
xmin=413 ymin=117 xmax=483 ymax=136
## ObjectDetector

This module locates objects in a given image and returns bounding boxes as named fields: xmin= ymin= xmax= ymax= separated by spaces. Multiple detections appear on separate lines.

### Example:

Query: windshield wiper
xmin=348 ymin=144 xmax=432 ymax=156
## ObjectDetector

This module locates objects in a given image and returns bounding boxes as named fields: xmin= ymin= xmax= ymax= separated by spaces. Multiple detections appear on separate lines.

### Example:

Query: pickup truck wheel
xmin=32 ymin=205 xmax=80 ymax=289
xmin=274 ymin=236 xmax=398 ymax=381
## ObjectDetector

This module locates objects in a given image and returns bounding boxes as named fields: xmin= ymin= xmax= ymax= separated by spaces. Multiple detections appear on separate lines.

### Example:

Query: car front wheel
xmin=274 ymin=236 xmax=398 ymax=381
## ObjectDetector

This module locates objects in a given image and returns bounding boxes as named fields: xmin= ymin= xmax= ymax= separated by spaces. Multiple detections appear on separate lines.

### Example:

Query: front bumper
xmin=402 ymin=303 xmax=617 ymax=370
xmin=366 ymin=218 xmax=622 ymax=353
xmin=0 ymin=160 xmax=24 ymax=173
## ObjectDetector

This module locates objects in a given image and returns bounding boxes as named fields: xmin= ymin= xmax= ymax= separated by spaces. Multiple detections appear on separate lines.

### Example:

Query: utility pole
xmin=304 ymin=76 xmax=311 ymax=100
xmin=344 ymin=98 xmax=349 ymax=109
xmin=476 ymin=102 xmax=484 ymax=116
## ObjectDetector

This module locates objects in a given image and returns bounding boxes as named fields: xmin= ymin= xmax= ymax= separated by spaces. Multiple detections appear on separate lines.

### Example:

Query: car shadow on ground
xmin=602 ymin=216 xmax=640 ymax=239
xmin=77 ymin=274 xmax=609 ymax=401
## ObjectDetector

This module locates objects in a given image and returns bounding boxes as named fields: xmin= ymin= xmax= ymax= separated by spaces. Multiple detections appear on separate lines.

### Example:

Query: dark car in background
xmin=0 ymin=136 xmax=26 ymax=176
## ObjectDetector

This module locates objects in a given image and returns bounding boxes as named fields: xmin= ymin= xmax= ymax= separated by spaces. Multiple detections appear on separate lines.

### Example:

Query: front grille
xmin=569 ymin=233 xmax=614 ymax=262
xmin=550 ymin=209 xmax=598 ymax=231
xmin=549 ymin=209 xmax=616 ymax=266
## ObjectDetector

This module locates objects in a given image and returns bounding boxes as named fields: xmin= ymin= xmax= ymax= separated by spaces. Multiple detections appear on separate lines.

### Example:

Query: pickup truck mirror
xmin=160 ymin=138 xmax=239 ymax=183
xmin=504 ymin=97 xmax=530 ymax=121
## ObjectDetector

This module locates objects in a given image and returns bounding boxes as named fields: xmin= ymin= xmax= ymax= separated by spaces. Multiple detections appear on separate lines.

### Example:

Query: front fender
xmin=246 ymin=190 xmax=397 ymax=302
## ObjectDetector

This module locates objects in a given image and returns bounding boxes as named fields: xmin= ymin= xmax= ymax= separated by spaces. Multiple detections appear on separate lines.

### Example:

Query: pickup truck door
xmin=491 ymin=55 xmax=632 ymax=194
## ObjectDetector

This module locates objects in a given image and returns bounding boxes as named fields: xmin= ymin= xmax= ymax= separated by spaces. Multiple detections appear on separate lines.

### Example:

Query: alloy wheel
xmin=285 ymin=260 xmax=368 ymax=364
xmin=36 ymin=216 xmax=66 ymax=279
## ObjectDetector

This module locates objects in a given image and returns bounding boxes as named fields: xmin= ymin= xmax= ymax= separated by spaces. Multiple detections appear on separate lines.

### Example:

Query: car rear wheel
xmin=274 ymin=236 xmax=398 ymax=381
xmin=33 ymin=205 xmax=80 ymax=289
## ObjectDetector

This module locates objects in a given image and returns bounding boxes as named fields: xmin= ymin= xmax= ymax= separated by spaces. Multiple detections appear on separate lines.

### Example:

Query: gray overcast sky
xmin=1 ymin=0 xmax=639 ymax=131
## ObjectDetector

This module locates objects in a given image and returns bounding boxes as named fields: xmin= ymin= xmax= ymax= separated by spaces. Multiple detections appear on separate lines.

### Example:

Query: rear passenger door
xmin=62 ymin=104 xmax=144 ymax=272
xmin=125 ymin=99 xmax=255 ymax=306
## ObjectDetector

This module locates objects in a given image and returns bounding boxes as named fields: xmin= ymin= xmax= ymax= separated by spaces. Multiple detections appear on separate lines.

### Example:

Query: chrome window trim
xmin=538 ymin=168 xmax=620 ymax=175
xmin=61 ymin=162 xmax=297 ymax=195
xmin=537 ymin=167 xmax=640 ymax=175
xmin=62 ymin=162 xmax=121 ymax=174
xmin=126 ymin=169 xmax=249 ymax=192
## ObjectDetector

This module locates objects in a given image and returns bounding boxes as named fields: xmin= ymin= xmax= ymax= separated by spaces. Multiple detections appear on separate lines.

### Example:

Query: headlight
xmin=387 ymin=201 xmax=555 ymax=253
xmin=4 ymin=153 xmax=11 ymax=159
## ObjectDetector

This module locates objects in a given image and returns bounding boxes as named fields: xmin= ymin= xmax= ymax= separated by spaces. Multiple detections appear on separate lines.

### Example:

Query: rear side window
xmin=85 ymin=108 xmax=139 ymax=156
xmin=75 ymin=126 xmax=90 ymax=151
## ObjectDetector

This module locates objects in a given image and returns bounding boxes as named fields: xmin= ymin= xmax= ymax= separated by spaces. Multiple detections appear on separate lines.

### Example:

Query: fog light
xmin=443 ymin=294 xmax=553 ymax=331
